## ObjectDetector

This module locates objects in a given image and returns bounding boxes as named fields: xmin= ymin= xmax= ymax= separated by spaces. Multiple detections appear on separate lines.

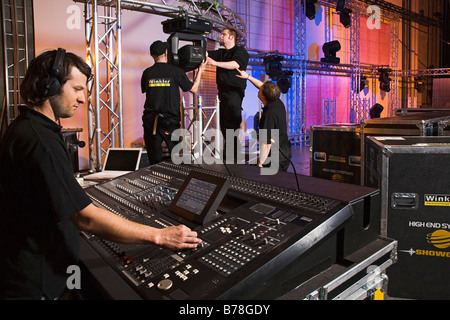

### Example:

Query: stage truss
xmin=75 ymin=0 xmax=246 ymax=170
xmin=74 ymin=0 xmax=447 ymax=168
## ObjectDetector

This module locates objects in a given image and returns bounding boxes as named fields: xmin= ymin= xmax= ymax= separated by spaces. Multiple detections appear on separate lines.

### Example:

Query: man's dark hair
xmin=223 ymin=27 xmax=239 ymax=42
xmin=261 ymin=81 xmax=281 ymax=104
xmin=20 ymin=49 xmax=92 ymax=106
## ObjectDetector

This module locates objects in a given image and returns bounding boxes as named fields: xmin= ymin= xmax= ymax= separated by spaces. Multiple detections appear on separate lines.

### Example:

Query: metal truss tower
xmin=349 ymin=4 xmax=361 ymax=123
xmin=291 ymin=0 xmax=306 ymax=144
xmin=83 ymin=0 xmax=123 ymax=171
xmin=1 ymin=0 xmax=33 ymax=132
xmin=389 ymin=19 xmax=400 ymax=116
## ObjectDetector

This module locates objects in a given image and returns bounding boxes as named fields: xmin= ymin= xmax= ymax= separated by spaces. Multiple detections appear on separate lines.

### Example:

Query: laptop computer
xmin=83 ymin=148 xmax=143 ymax=181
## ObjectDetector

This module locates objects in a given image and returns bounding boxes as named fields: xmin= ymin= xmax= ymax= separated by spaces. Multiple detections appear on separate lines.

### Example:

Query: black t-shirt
xmin=0 ymin=107 xmax=92 ymax=299
xmin=141 ymin=62 xmax=194 ymax=119
xmin=259 ymin=99 xmax=291 ymax=151
xmin=208 ymin=46 xmax=249 ymax=96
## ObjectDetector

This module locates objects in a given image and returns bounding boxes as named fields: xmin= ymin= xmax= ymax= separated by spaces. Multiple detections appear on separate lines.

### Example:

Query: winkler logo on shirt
xmin=149 ymin=78 xmax=171 ymax=87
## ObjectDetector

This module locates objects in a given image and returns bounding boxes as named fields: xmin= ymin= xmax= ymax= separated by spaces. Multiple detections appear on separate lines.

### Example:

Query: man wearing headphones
xmin=0 ymin=49 xmax=201 ymax=300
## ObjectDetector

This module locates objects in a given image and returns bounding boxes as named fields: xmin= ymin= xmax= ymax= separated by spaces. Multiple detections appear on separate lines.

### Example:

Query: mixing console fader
xmin=81 ymin=161 xmax=378 ymax=300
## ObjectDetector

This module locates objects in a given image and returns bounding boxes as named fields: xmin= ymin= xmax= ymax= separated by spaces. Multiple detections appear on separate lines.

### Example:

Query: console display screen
xmin=175 ymin=178 xmax=216 ymax=215
xmin=169 ymin=171 xmax=230 ymax=225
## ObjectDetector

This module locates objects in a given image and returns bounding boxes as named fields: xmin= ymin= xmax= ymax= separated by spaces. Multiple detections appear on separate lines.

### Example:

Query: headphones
xmin=39 ymin=48 xmax=66 ymax=97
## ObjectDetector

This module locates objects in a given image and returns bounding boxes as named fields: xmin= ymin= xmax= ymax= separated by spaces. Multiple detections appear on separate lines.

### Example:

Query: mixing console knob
xmin=253 ymin=238 xmax=269 ymax=247
xmin=267 ymin=219 xmax=281 ymax=227
xmin=242 ymin=233 xmax=256 ymax=241
xmin=157 ymin=279 xmax=173 ymax=291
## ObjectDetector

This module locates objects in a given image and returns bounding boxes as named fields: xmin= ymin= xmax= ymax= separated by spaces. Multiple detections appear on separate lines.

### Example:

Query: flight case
xmin=365 ymin=136 xmax=450 ymax=300
xmin=361 ymin=111 xmax=450 ymax=138
xmin=310 ymin=124 xmax=362 ymax=185
xmin=361 ymin=110 xmax=450 ymax=185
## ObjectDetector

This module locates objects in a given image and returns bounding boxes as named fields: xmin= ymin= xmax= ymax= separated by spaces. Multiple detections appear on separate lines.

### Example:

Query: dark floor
xmin=286 ymin=142 xmax=311 ymax=176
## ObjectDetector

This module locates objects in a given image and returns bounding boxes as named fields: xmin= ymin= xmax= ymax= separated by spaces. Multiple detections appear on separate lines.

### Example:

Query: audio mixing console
xmin=81 ymin=161 xmax=380 ymax=300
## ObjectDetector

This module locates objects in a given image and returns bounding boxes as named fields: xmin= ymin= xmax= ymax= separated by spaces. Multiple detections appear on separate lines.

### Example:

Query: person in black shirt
xmin=207 ymin=28 xmax=249 ymax=160
xmin=0 ymin=49 xmax=202 ymax=300
xmin=236 ymin=69 xmax=292 ymax=172
xmin=141 ymin=40 xmax=206 ymax=164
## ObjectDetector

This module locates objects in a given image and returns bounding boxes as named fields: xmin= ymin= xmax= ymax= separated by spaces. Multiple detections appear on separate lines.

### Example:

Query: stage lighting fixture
xmin=378 ymin=69 xmax=391 ymax=92
xmin=414 ymin=77 xmax=425 ymax=93
xmin=264 ymin=54 xmax=284 ymax=81
xmin=167 ymin=32 xmax=207 ymax=72
xmin=339 ymin=8 xmax=352 ymax=28
xmin=304 ymin=0 xmax=318 ymax=20
xmin=278 ymin=70 xmax=293 ymax=94
xmin=321 ymin=40 xmax=341 ymax=64
xmin=359 ymin=76 xmax=368 ymax=92
xmin=369 ymin=103 xmax=384 ymax=119
xmin=177 ymin=45 xmax=205 ymax=72
xmin=336 ymin=0 xmax=345 ymax=13
xmin=162 ymin=16 xmax=212 ymax=34
xmin=162 ymin=16 xmax=210 ymax=71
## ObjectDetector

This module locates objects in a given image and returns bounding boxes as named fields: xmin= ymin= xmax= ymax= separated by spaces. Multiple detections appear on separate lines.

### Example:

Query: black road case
xmin=365 ymin=136 xmax=450 ymax=300
xmin=361 ymin=111 xmax=450 ymax=138
xmin=361 ymin=111 xmax=450 ymax=185
xmin=310 ymin=124 xmax=362 ymax=185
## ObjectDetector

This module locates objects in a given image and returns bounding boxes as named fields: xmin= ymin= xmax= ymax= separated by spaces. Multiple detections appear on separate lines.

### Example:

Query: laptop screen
xmin=103 ymin=148 xmax=142 ymax=171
